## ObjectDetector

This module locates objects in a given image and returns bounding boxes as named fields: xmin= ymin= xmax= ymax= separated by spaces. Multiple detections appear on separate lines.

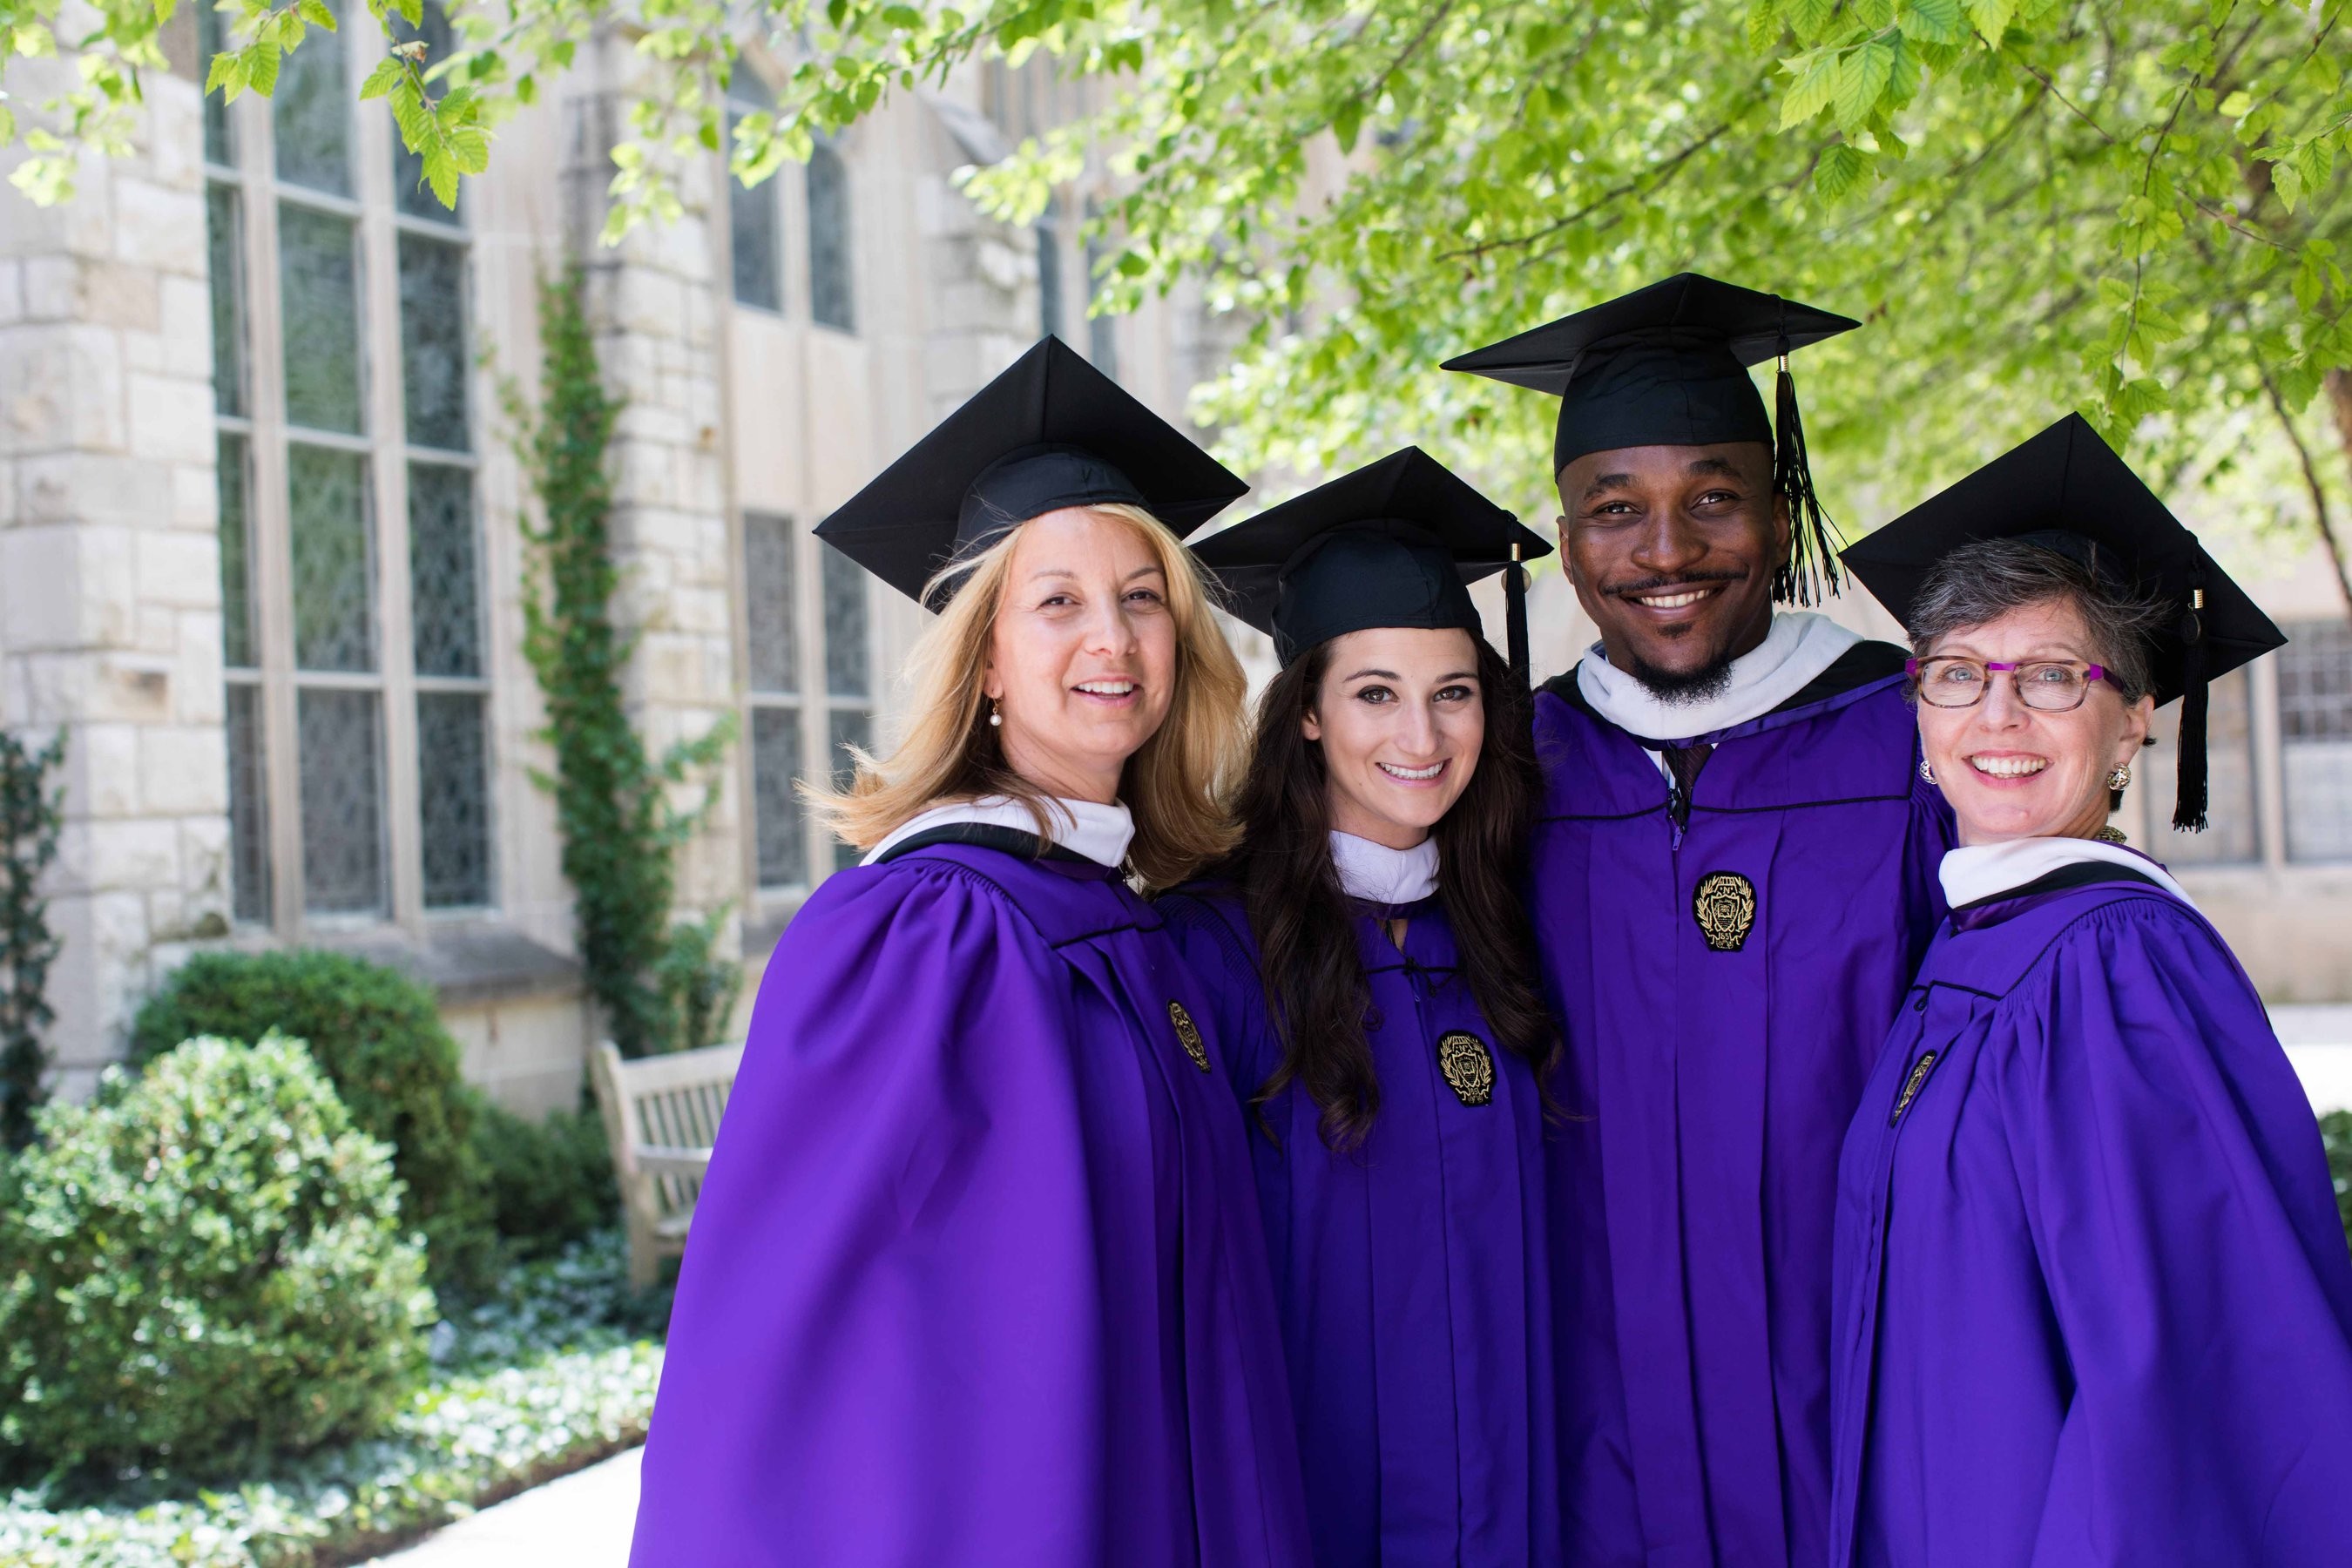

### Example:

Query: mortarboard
xmin=1443 ymin=272 xmax=1859 ymax=607
xmin=814 ymin=335 xmax=1247 ymax=605
xmin=1191 ymin=446 xmax=1553 ymax=679
xmin=1841 ymin=412 xmax=2286 ymax=831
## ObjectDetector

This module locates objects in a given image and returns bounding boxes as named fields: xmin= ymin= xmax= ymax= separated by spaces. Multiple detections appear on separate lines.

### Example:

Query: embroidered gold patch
xmin=1889 ymin=1051 xmax=1939 ymax=1125
xmin=1436 ymin=1031 xmax=1496 ymax=1107
xmin=1168 ymin=999 xmax=1211 ymax=1072
xmin=1693 ymin=871 xmax=1758 ymax=952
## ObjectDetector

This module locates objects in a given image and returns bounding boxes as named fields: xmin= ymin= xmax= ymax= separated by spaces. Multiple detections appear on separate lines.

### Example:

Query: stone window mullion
xmin=227 ymin=87 xmax=309 ymax=938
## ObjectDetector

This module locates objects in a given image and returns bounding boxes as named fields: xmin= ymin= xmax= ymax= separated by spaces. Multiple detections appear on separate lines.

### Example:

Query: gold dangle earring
xmin=2105 ymin=762 xmax=2131 ymax=791
xmin=989 ymin=699 xmax=1003 ymax=728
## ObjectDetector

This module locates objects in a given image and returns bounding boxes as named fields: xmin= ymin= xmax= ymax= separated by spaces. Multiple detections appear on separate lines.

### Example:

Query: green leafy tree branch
xmin=8 ymin=0 xmax=2349 ymax=591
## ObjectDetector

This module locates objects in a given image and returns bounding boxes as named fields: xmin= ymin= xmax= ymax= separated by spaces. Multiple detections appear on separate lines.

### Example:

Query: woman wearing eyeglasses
xmin=1821 ymin=415 xmax=2352 ymax=1568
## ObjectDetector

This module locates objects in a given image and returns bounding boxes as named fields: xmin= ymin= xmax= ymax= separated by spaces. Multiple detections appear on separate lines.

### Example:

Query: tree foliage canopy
xmin=8 ymin=0 xmax=2350 ymax=571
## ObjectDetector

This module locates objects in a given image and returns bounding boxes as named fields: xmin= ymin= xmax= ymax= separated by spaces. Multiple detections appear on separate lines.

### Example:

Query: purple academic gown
xmin=1828 ymin=865 xmax=2352 ymax=1567
xmin=1155 ymin=887 xmax=1558 ymax=1568
xmin=1528 ymin=644 xmax=1954 ymax=1568
xmin=631 ymin=835 xmax=1313 ymax=1567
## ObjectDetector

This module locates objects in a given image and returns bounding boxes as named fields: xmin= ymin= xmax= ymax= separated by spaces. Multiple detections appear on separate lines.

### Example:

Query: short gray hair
xmin=1906 ymin=538 xmax=2165 ymax=703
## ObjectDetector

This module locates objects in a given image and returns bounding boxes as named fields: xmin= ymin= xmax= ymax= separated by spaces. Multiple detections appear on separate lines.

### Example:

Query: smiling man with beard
xmin=1447 ymin=274 xmax=1956 ymax=1568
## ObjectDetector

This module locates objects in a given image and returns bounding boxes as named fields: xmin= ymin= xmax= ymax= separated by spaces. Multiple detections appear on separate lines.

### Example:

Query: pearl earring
xmin=1918 ymin=759 xmax=1935 ymax=784
xmin=2106 ymin=763 xmax=2131 ymax=791
xmin=988 ymin=700 xmax=1003 ymax=728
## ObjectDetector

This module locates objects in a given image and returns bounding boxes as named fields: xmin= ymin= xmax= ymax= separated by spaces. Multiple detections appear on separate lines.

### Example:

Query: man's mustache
xmin=1604 ymin=570 xmax=1749 ymax=599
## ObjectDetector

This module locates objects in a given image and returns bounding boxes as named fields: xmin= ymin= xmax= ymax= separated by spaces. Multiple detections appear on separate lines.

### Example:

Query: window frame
xmin=738 ymin=510 xmax=877 ymax=902
xmin=210 ymin=26 xmax=497 ymax=938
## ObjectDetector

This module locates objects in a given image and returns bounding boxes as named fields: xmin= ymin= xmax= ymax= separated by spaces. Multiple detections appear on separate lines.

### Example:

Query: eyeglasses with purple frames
xmin=1905 ymin=657 xmax=2110 ymax=713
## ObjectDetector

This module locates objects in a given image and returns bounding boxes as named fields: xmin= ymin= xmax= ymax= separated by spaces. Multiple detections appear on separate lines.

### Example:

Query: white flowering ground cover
xmin=0 ymin=1233 xmax=668 ymax=1568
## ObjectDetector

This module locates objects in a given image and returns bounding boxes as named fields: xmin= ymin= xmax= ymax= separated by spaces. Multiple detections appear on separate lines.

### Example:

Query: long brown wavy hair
xmin=1225 ymin=633 xmax=1556 ymax=1150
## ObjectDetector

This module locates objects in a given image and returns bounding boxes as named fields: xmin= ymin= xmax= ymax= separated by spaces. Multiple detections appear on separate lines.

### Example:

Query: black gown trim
xmin=872 ymin=822 xmax=1103 ymax=869
xmin=1946 ymin=859 xmax=2163 ymax=916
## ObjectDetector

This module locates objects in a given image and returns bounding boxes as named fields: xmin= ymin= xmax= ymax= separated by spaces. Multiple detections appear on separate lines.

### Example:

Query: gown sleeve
xmin=629 ymin=861 xmax=1126 ymax=1566
xmin=2011 ymin=898 xmax=2352 ymax=1565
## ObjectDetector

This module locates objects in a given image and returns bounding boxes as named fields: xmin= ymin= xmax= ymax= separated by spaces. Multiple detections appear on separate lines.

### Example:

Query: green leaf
xmin=2274 ymin=157 xmax=2304 ymax=212
xmin=359 ymin=57 xmax=402 ymax=100
xmin=1834 ymin=39 xmax=1896 ymax=132
xmin=1779 ymin=47 xmax=1838 ymax=128
xmin=1747 ymin=0 xmax=1782 ymax=51
xmin=1332 ymin=97 xmax=1363 ymax=155
xmin=1898 ymin=0 xmax=1964 ymax=44
xmin=1786 ymin=0 xmax=1836 ymax=38
xmin=2218 ymin=89 xmax=2253 ymax=119
xmin=1815 ymin=141 xmax=1870 ymax=199
xmin=296 ymin=0 xmax=336 ymax=31
xmin=248 ymin=39 xmax=280 ymax=98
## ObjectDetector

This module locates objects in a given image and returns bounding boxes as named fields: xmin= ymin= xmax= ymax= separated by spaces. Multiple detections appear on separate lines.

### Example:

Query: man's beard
xmin=1627 ymin=641 xmax=1738 ymax=706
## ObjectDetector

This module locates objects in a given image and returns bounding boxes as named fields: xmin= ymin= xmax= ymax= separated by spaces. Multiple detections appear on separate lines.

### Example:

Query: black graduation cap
xmin=1191 ymin=446 xmax=1553 ymax=678
xmin=814 ymin=335 xmax=1247 ymax=605
xmin=1443 ymin=272 xmax=1860 ymax=607
xmin=1842 ymin=412 xmax=2287 ymax=832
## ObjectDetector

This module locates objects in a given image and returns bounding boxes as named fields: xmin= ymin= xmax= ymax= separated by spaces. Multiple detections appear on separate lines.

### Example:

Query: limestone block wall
xmin=559 ymin=33 xmax=745 ymax=964
xmin=0 ymin=62 xmax=228 ymax=1095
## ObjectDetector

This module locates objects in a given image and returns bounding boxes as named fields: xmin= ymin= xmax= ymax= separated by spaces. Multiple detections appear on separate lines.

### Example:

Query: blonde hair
xmin=806 ymin=503 xmax=1247 ymax=889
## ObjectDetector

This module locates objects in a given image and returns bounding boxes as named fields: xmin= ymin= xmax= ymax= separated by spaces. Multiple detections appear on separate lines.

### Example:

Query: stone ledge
xmin=308 ymin=923 xmax=585 ymax=1008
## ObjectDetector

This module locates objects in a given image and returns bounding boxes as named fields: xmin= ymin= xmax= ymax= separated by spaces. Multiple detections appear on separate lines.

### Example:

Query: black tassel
xmin=1506 ymin=544 xmax=1531 ymax=690
xmin=2172 ymin=567 xmax=2210 ymax=833
xmin=1772 ymin=355 xmax=1845 ymax=607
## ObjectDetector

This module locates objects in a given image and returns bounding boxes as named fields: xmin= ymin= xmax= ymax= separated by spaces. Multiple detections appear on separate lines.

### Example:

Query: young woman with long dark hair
xmin=1166 ymin=448 xmax=1564 ymax=1565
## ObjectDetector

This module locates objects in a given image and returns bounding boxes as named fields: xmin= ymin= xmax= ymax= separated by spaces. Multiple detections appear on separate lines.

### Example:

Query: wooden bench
xmin=589 ymin=1038 xmax=745 ymax=1287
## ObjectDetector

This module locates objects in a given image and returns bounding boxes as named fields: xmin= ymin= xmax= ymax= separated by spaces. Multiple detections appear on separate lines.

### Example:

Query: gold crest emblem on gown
xmin=1436 ymin=1031 xmax=1496 ymax=1107
xmin=1693 ymin=870 xmax=1757 ymax=952
xmin=1167 ymin=999 xmax=1211 ymax=1072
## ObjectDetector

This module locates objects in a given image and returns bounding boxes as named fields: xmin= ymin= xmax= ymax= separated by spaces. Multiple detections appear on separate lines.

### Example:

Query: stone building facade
xmin=1 ymin=19 xmax=2348 ymax=1114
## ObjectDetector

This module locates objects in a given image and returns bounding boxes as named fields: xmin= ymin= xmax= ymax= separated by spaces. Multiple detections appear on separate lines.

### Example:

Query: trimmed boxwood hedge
xmin=131 ymin=950 xmax=497 ymax=1288
xmin=0 ymin=1037 xmax=434 ymax=1479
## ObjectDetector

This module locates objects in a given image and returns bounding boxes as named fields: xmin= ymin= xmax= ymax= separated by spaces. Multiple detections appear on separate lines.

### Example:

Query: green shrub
xmin=2322 ymin=1109 xmax=2352 ymax=1249
xmin=0 ymin=1037 xmax=435 ymax=1480
xmin=129 ymin=950 xmax=495 ymax=1287
xmin=471 ymin=1102 xmax=616 ymax=1258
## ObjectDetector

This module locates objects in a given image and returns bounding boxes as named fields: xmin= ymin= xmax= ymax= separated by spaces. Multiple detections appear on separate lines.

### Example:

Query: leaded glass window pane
xmin=206 ymin=185 xmax=247 ymax=417
xmin=821 ymin=543 xmax=869 ymax=699
xmin=417 ymin=690 xmax=492 ymax=907
xmin=2281 ymin=618 xmax=2352 ymax=863
xmin=398 ymin=234 xmax=470 ymax=451
xmin=827 ymin=707 xmax=871 ymax=871
xmin=389 ymin=3 xmax=462 ymax=220
xmin=226 ymin=681 xmax=271 ymax=923
xmin=218 ymin=432 xmax=257 ymax=669
xmin=730 ymin=111 xmax=782 ymax=312
xmin=199 ymin=1 xmax=234 ymax=166
xmin=753 ymin=706 xmax=808 ymax=887
xmin=287 ymin=443 xmax=375 ymax=673
xmin=297 ymin=686 xmax=387 ymax=915
xmin=274 ymin=23 xmax=351 ymax=194
xmin=2140 ymin=665 xmax=2258 ymax=864
xmin=409 ymin=462 xmax=480 ymax=678
xmin=808 ymin=143 xmax=855 ymax=332
xmin=745 ymin=511 xmax=798 ymax=694
xmin=279 ymin=206 xmax=363 ymax=434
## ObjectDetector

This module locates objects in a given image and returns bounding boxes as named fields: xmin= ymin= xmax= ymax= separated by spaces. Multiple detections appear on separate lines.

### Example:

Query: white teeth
xmin=1075 ymin=681 xmax=1135 ymax=695
xmin=1967 ymin=755 xmax=2048 ymax=778
xmin=1378 ymin=760 xmax=1444 ymax=781
xmin=1633 ymin=589 xmax=1713 ymax=609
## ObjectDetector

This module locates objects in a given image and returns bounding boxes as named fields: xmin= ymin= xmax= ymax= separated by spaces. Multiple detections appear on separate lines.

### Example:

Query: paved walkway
xmin=360 ymin=1445 xmax=641 ymax=1567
